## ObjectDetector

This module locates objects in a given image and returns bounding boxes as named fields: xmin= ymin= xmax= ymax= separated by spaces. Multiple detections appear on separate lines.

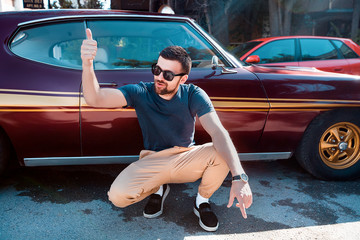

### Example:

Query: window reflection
xmin=10 ymin=20 xmax=227 ymax=70
xmin=87 ymin=20 xmax=226 ymax=70
xmin=300 ymin=39 xmax=338 ymax=61
xmin=251 ymin=39 xmax=295 ymax=64
xmin=10 ymin=22 xmax=84 ymax=69
xmin=332 ymin=40 xmax=359 ymax=59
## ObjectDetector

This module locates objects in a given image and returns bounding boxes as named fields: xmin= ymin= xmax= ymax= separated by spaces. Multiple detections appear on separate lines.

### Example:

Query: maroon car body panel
xmin=0 ymin=54 xmax=82 ymax=161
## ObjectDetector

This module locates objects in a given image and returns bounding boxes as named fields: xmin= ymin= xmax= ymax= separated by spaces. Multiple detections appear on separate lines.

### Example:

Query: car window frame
xmin=8 ymin=15 xmax=238 ymax=71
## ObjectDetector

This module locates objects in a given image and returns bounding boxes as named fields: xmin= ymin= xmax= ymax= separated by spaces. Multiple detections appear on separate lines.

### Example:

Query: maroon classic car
xmin=0 ymin=10 xmax=360 ymax=180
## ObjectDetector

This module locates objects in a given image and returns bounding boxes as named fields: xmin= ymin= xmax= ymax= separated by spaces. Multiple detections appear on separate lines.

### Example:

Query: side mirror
xmin=245 ymin=55 xmax=260 ymax=64
xmin=211 ymin=55 xmax=237 ymax=74
xmin=211 ymin=55 xmax=219 ymax=70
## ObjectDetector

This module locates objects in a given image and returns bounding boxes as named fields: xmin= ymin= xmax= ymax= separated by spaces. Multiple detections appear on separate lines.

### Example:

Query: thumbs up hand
xmin=81 ymin=28 xmax=97 ymax=67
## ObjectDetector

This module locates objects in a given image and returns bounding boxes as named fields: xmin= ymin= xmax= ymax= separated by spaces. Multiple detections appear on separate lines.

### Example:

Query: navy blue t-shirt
xmin=119 ymin=82 xmax=214 ymax=151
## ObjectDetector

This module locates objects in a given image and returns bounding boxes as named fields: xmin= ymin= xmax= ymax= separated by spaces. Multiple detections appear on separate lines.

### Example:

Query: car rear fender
xmin=297 ymin=107 xmax=360 ymax=143
xmin=247 ymin=65 xmax=360 ymax=153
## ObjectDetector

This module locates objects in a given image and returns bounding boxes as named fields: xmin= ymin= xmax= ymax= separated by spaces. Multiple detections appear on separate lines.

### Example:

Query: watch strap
xmin=232 ymin=173 xmax=249 ymax=183
xmin=232 ymin=175 xmax=241 ymax=181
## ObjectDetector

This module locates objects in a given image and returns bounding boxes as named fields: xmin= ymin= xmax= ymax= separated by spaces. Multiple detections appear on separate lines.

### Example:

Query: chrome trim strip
xmin=239 ymin=152 xmax=292 ymax=161
xmin=18 ymin=14 xmax=190 ymax=27
xmin=24 ymin=152 xmax=292 ymax=167
xmin=24 ymin=155 xmax=140 ymax=166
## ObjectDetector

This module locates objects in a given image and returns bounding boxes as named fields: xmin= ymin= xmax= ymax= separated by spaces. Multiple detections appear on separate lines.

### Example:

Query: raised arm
xmin=81 ymin=28 xmax=127 ymax=108
xmin=199 ymin=111 xmax=252 ymax=218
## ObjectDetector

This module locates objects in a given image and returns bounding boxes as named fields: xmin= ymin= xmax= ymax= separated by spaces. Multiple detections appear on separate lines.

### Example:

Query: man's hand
xmin=81 ymin=28 xmax=97 ymax=67
xmin=198 ymin=112 xmax=254 ymax=218
xmin=227 ymin=180 xmax=253 ymax=219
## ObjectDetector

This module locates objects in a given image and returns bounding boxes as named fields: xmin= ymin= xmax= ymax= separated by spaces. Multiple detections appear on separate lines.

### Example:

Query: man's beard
xmin=155 ymin=79 xmax=181 ymax=96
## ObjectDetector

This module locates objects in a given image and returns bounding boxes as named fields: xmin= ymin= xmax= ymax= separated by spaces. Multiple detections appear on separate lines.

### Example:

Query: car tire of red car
xmin=0 ymin=128 xmax=11 ymax=177
xmin=296 ymin=109 xmax=360 ymax=180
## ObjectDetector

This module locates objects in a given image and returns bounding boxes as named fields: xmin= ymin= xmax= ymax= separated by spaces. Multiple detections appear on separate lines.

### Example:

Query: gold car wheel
xmin=319 ymin=122 xmax=360 ymax=169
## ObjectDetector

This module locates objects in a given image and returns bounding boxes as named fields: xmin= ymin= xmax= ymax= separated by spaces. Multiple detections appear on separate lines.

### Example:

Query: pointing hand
xmin=227 ymin=180 xmax=253 ymax=219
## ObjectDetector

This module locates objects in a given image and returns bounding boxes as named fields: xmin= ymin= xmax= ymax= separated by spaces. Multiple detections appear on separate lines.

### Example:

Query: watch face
xmin=240 ymin=173 xmax=249 ymax=182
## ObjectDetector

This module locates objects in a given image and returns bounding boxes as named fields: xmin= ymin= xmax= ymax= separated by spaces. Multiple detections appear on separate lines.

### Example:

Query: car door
xmin=6 ymin=20 xmax=85 ymax=163
xmin=80 ymin=18 xmax=269 ymax=159
xmin=298 ymin=38 xmax=352 ymax=74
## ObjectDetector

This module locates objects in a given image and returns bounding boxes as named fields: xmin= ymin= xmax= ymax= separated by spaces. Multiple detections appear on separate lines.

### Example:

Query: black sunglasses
xmin=151 ymin=64 xmax=186 ymax=81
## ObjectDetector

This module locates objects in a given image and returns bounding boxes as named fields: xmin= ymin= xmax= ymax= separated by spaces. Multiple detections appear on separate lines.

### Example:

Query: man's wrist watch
xmin=232 ymin=173 xmax=249 ymax=183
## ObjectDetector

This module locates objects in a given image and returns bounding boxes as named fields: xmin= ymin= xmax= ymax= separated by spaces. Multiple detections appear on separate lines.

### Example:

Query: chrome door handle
xmin=99 ymin=83 xmax=118 ymax=88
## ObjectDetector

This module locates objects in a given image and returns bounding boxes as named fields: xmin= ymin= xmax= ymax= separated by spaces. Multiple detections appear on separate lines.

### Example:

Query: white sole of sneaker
xmin=143 ymin=185 xmax=170 ymax=219
xmin=193 ymin=207 xmax=219 ymax=232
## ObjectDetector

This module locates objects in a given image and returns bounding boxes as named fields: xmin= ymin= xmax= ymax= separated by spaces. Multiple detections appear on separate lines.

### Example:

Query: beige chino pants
xmin=108 ymin=142 xmax=229 ymax=208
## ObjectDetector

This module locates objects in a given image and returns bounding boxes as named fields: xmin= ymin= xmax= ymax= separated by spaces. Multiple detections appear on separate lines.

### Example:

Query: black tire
xmin=0 ymin=128 xmax=11 ymax=176
xmin=295 ymin=109 xmax=360 ymax=180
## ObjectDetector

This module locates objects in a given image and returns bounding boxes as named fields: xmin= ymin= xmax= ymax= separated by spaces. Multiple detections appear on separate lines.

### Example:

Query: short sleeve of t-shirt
xmin=118 ymin=83 xmax=146 ymax=108
xmin=188 ymin=85 xmax=215 ymax=118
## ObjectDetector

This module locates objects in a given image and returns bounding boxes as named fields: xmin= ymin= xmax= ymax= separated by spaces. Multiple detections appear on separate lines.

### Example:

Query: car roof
xmin=0 ymin=9 xmax=188 ymax=18
xmin=0 ymin=9 xmax=192 ymax=27
xmin=249 ymin=35 xmax=353 ymax=42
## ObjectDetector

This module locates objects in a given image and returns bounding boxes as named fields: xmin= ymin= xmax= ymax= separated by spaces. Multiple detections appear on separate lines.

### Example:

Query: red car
xmin=233 ymin=36 xmax=360 ymax=75
xmin=0 ymin=10 xmax=360 ymax=180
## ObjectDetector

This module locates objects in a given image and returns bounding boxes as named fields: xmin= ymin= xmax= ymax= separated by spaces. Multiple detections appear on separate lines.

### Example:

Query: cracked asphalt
xmin=1 ymin=158 xmax=360 ymax=240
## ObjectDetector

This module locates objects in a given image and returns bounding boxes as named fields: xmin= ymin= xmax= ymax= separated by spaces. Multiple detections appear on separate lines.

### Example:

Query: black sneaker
xmin=143 ymin=184 xmax=170 ymax=218
xmin=193 ymin=201 xmax=219 ymax=232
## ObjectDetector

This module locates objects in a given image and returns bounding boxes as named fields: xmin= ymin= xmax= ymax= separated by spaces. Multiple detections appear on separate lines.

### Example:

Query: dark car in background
xmin=232 ymin=36 xmax=360 ymax=75
xmin=1 ymin=10 xmax=360 ymax=180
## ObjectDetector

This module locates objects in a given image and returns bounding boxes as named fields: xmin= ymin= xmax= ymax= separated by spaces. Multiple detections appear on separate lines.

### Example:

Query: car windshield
xmin=190 ymin=22 xmax=243 ymax=66
xmin=232 ymin=41 xmax=263 ymax=58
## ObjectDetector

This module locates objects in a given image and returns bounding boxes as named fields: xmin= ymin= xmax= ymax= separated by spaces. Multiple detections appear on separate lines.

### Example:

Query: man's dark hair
xmin=160 ymin=46 xmax=192 ymax=75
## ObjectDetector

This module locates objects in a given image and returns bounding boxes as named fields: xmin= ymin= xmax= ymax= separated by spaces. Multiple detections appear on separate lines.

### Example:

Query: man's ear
xmin=180 ymin=75 xmax=188 ymax=84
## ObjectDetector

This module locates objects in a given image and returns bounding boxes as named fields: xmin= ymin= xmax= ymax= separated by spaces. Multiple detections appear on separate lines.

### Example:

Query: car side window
xmin=300 ymin=39 xmax=339 ymax=61
xmin=86 ymin=20 xmax=227 ymax=70
xmin=332 ymin=40 xmax=359 ymax=59
xmin=249 ymin=39 xmax=295 ymax=64
xmin=10 ymin=22 xmax=85 ymax=69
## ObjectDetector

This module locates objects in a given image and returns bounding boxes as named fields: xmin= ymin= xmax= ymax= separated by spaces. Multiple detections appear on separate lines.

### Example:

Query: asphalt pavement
xmin=1 ymin=158 xmax=360 ymax=240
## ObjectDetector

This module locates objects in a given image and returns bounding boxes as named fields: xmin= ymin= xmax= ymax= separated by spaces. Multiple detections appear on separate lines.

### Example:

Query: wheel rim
xmin=319 ymin=122 xmax=360 ymax=169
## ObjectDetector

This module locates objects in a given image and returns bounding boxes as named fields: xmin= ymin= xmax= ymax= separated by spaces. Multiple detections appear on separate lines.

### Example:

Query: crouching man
xmin=81 ymin=28 xmax=252 ymax=232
